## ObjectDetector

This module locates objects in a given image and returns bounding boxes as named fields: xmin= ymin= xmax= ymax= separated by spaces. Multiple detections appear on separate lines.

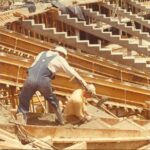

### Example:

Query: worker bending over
xmin=64 ymin=84 xmax=96 ymax=123
xmin=17 ymin=46 xmax=95 ymax=125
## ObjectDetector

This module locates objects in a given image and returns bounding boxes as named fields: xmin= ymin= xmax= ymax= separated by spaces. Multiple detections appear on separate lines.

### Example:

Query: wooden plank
xmin=64 ymin=141 xmax=87 ymax=150
xmin=31 ymin=136 xmax=53 ymax=149
xmin=0 ymin=128 xmax=16 ymax=139
xmin=0 ymin=128 xmax=28 ymax=148
xmin=0 ymin=141 xmax=36 ymax=149
xmin=53 ymin=137 xmax=150 ymax=143
xmin=0 ymin=124 xmax=16 ymax=134
xmin=138 ymin=143 xmax=150 ymax=150
xmin=22 ymin=125 xmax=150 ymax=138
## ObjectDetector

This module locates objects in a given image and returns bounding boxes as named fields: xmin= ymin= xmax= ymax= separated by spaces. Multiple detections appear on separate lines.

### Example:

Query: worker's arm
xmin=59 ymin=57 xmax=88 ymax=87
xmin=48 ymin=55 xmax=95 ymax=94
xmin=74 ymin=101 xmax=85 ymax=119
xmin=82 ymin=103 xmax=89 ymax=115
xmin=82 ymin=103 xmax=92 ymax=121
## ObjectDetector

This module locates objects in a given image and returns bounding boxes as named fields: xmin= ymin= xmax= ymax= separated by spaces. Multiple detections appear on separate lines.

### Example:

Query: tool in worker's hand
xmin=93 ymin=94 xmax=109 ymax=106
xmin=76 ymin=80 xmax=118 ymax=118
xmin=91 ymin=94 xmax=118 ymax=119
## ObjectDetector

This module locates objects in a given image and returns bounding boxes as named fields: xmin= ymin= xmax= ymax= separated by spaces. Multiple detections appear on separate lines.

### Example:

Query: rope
xmin=16 ymin=65 xmax=21 ymax=91
xmin=14 ymin=38 xmax=18 ymax=51
xmin=0 ymin=101 xmax=29 ymax=141
xmin=123 ymin=90 xmax=127 ymax=118
xmin=92 ymin=62 xmax=95 ymax=74
xmin=120 ymin=70 xmax=123 ymax=82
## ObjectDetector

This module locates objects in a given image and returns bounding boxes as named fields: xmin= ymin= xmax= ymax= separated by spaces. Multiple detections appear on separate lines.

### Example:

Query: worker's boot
xmin=54 ymin=108 xmax=65 ymax=125
xmin=49 ymin=95 xmax=65 ymax=125
xmin=15 ymin=112 xmax=27 ymax=125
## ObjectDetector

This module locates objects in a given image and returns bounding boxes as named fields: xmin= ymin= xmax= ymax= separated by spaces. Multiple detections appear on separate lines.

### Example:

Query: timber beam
xmin=22 ymin=124 xmax=150 ymax=138
xmin=0 ymin=54 xmax=150 ymax=108
xmin=0 ymin=29 xmax=150 ymax=87
xmin=54 ymin=138 xmax=149 ymax=150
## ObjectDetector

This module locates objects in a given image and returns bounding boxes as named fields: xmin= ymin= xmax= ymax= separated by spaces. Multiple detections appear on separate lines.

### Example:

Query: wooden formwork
xmin=0 ymin=1 xmax=150 ymax=149
xmin=0 ymin=27 xmax=150 ymax=117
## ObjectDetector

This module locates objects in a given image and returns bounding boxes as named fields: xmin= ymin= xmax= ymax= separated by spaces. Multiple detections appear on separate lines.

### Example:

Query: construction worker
xmin=24 ymin=0 xmax=36 ymax=13
xmin=17 ymin=46 xmax=95 ymax=125
xmin=64 ymin=84 xmax=96 ymax=123
xmin=68 ymin=0 xmax=86 ymax=21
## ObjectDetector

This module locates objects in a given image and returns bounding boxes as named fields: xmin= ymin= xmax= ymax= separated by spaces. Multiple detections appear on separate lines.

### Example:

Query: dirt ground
xmin=0 ymin=105 xmax=13 ymax=125
xmin=0 ymin=102 xmax=112 ymax=130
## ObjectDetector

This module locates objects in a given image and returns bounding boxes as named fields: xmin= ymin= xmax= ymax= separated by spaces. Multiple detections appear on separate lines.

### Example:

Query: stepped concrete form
xmin=21 ymin=19 xmax=102 ymax=55
xmin=128 ymin=0 xmax=150 ymax=13
xmin=100 ymin=1 xmax=150 ymax=31
xmin=57 ymin=11 xmax=150 ymax=56
xmin=21 ymin=19 xmax=150 ymax=71
xmin=82 ymin=7 xmax=150 ymax=42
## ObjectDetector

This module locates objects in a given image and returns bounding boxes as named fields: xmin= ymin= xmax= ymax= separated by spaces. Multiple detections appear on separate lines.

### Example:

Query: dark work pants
xmin=18 ymin=76 xmax=63 ymax=123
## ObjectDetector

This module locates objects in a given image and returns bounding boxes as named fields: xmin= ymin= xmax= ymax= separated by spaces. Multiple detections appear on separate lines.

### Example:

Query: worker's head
xmin=54 ymin=46 xmax=67 ymax=58
xmin=72 ymin=0 xmax=78 ymax=5
xmin=84 ymin=84 xmax=96 ymax=98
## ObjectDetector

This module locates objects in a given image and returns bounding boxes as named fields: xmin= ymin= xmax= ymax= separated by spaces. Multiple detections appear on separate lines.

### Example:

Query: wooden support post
xmin=10 ymin=86 xmax=16 ymax=109
xmin=75 ymin=29 xmax=80 ymax=39
xmin=31 ymin=98 xmax=35 ymax=113
xmin=0 ymin=128 xmax=33 ymax=148
xmin=12 ymin=23 xmax=16 ymax=32
xmin=36 ymin=15 xmax=39 ymax=24
xmin=32 ymin=31 xmax=36 ymax=39
xmin=44 ymin=13 xmax=48 ymax=27
xmin=21 ymin=27 xmax=25 ymax=35
xmin=139 ymin=38 xmax=143 ymax=45
xmin=119 ymin=30 xmax=122 ymax=38
xmin=145 ymin=101 xmax=150 ymax=119
xmin=41 ymin=14 xmax=44 ymax=24
xmin=36 ymin=92 xmax=47 ymax=113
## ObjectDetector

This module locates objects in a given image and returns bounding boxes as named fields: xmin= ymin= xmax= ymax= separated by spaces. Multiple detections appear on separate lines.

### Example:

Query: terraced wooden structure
xmin=1 ymin=0 xmax=150 ymax=149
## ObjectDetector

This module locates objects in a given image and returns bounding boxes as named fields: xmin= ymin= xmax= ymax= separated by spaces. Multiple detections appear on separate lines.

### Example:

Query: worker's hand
xmin=85 ymin=84 xmax=96 ymax=95
xmin=85 ymin=115 xmax=92 ymax=121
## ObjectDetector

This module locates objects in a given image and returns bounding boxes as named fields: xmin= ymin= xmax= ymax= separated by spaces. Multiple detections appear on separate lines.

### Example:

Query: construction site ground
xmin=1 ymin=100 xmax=150 ymax=149
xmin=0 ymin=101 xmax=112 ymax=127
xmin=0 ymin=100 xmax=119 ymax=149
